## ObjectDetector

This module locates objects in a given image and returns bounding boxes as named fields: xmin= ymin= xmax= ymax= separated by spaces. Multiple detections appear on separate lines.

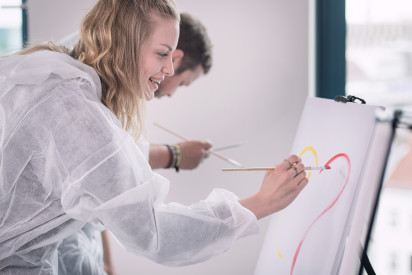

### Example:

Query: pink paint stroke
xmin=290 ymin=153 xmax=351 ymax=275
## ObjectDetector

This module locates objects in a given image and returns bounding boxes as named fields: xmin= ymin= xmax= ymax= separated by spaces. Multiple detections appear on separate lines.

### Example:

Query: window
xmin=389 ymin=210 xmax=399 ymax=228
xmin=346 ymin=0 xmax=412 ymax=107
xmin=0 ymin=0 xmax=25 ymax=55
xmin=410 ymin=255 xmax=412 ymax=272
xmin=390 ymin=252 xmax=398 ymax=271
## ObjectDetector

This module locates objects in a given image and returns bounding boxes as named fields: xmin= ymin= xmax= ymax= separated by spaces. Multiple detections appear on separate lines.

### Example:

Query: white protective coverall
xmin=57 ymin=32 xmax=154 ymax=275
xmin=0 ymin=50 xmax=259 ymax=274
xmin=57 ymin=222 xmax=106 ymax=275
xmin=57 ymin=137 xmax=150 ymax=275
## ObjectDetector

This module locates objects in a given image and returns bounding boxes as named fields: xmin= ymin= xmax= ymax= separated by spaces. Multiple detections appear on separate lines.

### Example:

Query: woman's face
xmin=141 ymin=12 xmax=179 ymax=101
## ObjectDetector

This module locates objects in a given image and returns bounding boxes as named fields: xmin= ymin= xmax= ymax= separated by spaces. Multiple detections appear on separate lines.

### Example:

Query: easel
xmin=358 ymin=109 xmax=412 ymax=275
xmin=255 ymin=96 xmax=400 ymax=275
xmin=335 ymin=95 xmax=411 ymax=275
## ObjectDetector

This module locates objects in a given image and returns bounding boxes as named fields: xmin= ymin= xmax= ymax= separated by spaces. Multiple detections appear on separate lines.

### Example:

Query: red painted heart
xmin=290 ymin=153 xmax=351 ymax=275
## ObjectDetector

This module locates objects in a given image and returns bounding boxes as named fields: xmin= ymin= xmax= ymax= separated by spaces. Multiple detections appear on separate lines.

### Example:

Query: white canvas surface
xmin=255 ymin=97 xmax=379 ymax=275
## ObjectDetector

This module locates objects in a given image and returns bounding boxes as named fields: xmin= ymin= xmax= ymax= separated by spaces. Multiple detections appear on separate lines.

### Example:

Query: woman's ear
xmin=172 ymin=49 xmax=184 ymax=69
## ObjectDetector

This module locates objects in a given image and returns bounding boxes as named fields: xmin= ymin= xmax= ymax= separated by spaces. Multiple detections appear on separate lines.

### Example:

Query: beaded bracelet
xmin=166 ymin=144 xmax=182 ymax=172
xmin=166 ymin=144 xmax=177 ymax=169
xmin=174 ymin=144 xmax=182 ymax=172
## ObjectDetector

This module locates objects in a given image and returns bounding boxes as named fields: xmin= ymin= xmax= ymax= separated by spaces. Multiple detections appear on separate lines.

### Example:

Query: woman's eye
xmin=159 ymin=53 xmax=169 ymax=57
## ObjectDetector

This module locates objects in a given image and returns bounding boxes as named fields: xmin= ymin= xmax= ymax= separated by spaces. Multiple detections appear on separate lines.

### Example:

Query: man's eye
xmin=159 ymin=53 xmax=169 ymax=57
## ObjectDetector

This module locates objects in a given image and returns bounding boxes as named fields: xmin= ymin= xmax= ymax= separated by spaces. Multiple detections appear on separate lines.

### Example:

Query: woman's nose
xmin=162 ymin=59 xmax=174 ymax=76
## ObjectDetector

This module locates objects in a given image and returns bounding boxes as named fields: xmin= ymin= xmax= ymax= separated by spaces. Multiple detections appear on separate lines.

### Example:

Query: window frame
xmin=315 ymin=0 xmax=346 ymax=99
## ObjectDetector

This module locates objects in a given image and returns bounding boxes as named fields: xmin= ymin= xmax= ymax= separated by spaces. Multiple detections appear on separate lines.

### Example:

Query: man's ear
xmin=172 ymin=49 xmax=184 ymax=69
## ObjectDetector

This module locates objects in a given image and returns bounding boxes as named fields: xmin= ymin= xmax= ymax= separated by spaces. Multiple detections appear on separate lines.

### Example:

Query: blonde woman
xmin=0 ymin=0 xmax=308 ymax=274
xmin=57 ymin=12 xmax=214 ymax=275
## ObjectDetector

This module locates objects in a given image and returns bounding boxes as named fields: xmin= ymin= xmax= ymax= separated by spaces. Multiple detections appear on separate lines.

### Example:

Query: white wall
xmin=28 ymin=0 xmax=310 ymax=274
xmin=27 ymin=0 xmax=95 ymax=44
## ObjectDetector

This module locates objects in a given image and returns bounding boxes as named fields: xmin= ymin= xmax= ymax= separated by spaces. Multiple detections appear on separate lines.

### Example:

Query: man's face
xmin=154 ymin=64 xmax=204 ymax=98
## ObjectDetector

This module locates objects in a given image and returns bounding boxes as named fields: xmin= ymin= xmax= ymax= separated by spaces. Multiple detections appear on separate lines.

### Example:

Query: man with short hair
xmin=148 ymin=12 xmax=214 ymax=171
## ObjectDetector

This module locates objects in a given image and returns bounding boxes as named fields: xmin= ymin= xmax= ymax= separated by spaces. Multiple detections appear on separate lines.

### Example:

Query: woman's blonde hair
xmin=20 ymin=0 xmax=180 ymax=140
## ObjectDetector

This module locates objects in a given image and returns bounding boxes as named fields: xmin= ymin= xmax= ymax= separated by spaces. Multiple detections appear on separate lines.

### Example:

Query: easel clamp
xmin=334 ymin=95 xmax=366 ymax=104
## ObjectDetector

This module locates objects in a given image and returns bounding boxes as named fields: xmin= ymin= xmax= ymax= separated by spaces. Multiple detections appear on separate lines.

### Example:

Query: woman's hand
xmin=239 ymin=154 xmax=308 ymax=219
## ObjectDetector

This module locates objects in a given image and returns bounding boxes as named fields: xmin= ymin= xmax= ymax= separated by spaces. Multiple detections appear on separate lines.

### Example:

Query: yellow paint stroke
xmin=299 ymin=146 xmax=319 ymax=180
xmin=274 ymin=214 xmax=284 ymax=259
xmin=275 ymin=146 xmax=319 ymax=259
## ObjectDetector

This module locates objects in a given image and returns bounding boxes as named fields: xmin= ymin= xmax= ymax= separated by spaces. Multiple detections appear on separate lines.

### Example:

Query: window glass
xmin=347 ymin=4 xmax=412 ymax=274
xmin=0 ymin=0 xmax=23 ymax=55
xmin=346 ymin=0 xmax=412 ymax=107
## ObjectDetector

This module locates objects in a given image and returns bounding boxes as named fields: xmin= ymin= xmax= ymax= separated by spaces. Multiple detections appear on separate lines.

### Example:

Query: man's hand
xmin=149 ymin=140 xmax=212 ymax=170
xmin=177 ymin=140 xmax=212 ymax=169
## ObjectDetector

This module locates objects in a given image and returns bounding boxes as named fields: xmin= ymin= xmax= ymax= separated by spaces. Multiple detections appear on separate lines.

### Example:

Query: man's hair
xmin=176 ymin=13 xmax=212 ymax=75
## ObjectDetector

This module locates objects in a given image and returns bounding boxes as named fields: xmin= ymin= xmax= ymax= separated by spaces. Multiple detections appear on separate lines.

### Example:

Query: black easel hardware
xmin=334 ymin=95 xmax=366 ymax=104
xmin=395 ymin=111 xmax=412 ymax=130
xmin=361 ymin=252 xmax=376 ymax=275
xmin=358 ymin=110 xmax=404 ymax=275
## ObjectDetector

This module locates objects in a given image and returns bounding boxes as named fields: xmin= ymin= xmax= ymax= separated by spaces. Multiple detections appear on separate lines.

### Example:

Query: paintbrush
xmin=221 ymin=165 xmax=331 ymax=172
xmin=211 ymin=142 xmax=245 ymax=152
xmin=154 ymin=122 xmax=244 ymax=168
